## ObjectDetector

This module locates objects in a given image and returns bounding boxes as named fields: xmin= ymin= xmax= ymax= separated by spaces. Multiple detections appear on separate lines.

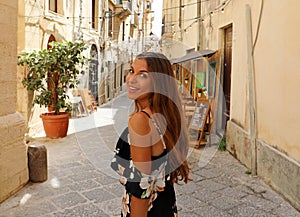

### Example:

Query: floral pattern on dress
xmin=121 ymin=190 xmax=130 ymax=216
xmin=139 ymin=162 xmax=167 ymax=210
xmin=111 ymin=126 xmax=178 ymax=217
xmin=113 ymin=157 xmax=169 ymax=216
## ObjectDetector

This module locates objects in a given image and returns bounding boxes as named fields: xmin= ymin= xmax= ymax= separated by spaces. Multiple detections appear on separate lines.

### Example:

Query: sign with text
xmin=189 ymin=100 xmax=210 ymax=130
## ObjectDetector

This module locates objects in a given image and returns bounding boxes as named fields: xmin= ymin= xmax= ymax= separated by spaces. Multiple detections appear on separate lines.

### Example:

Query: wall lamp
xmin=184 ymin=78 xmax=189 ymax=84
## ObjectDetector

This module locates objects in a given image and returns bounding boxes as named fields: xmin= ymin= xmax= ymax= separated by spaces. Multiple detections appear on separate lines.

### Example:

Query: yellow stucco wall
xmin=161 ymin=0 xmax=199 ymax=59
xmin=254 ymin=1 xmax=300 ymax=161
xmin=181 ymin=0 xmax=198 ymax=50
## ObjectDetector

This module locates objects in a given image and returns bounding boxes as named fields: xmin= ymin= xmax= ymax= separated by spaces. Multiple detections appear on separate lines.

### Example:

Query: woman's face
xmin=126 ymin=58 xmax=153 ymax=101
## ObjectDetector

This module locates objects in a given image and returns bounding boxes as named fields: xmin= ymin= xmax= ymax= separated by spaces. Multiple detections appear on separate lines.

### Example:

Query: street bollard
xmin=27 ymin=143 xmax=48 ymax=182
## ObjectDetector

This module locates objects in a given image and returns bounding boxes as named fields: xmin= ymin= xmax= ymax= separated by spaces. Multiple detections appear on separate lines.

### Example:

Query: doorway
xmin=89 ymin=45 xmax=99 ymax=104
xmin=223 ymin=25 xmax=232 ymax=125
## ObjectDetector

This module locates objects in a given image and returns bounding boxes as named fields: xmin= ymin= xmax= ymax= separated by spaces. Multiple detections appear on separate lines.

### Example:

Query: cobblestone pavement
xmin=0 ymin=94 xmax=299 ymax=217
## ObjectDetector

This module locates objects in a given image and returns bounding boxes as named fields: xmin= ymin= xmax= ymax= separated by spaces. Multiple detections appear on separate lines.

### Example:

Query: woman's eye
xmin=139 ymin=73 xmax=148 ymax=78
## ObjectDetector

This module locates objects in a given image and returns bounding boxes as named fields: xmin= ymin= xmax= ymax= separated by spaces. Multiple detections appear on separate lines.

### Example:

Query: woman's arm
xmin=128 ymin=112 xmax=152 ymax=216
xmin=130 ymin=195 xmax=149 ymax=217
xmin=128 ymin=112 xmax=152 ymax=174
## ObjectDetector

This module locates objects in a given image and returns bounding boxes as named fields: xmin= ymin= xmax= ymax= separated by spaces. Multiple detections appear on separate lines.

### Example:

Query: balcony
xmin=115 ymin=0 xmax=132 ymax=20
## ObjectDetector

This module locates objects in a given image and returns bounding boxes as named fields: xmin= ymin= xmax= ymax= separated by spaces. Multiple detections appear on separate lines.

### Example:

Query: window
xmin=208 ymin=61 xmax=216 ymax=98
xmin=92 ymin=0 xmax=99 ymax=29
xmin=49 ymin=0 xmax=57 ymax=13
xmin=146 ymin=1 xmax=151 ymax=10
xmin=48 ymin=0 xmax=64 ymax=15
xmin=108 ymin=9 xmax=113 ymax=37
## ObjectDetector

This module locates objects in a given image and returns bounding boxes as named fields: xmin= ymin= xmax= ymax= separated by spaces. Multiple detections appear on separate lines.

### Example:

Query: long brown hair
xmin=133 ymin=52 xmax=190 ymax=184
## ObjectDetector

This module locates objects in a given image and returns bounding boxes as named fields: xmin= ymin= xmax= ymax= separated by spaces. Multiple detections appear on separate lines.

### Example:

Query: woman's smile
xmin=126 ymin=59 xmax=152 ymax=100
xmin=127 ymin=85 xmax=140 ymax=93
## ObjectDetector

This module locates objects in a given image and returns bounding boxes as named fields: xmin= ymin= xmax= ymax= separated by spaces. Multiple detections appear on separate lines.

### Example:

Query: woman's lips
xmin=127 ymin=86 xmax=139 ymax=93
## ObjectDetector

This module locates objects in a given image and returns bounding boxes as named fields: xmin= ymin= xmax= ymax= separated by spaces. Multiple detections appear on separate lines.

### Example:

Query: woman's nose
xmin=126 ymin=73 xmax=137 ymax=83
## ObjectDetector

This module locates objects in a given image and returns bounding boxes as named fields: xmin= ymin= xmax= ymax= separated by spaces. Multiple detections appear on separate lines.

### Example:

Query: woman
xmin=111 ymin=52 xmax=190 ymax=217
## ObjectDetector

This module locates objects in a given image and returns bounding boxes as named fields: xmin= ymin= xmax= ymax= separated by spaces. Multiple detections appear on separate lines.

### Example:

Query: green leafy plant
xmin=18 ymin=41 xmax=89 ymax=115
xmin=218 ymin=135 xmax=226 ymax=151
xmin=198 ymin=87 xmax=207 ymax=94
xmin=245 ymin=170 xmax=252 ymax=175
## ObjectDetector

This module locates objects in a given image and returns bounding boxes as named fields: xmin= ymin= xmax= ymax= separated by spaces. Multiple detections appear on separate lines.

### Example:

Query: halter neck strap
xmin=140 ymin=110 xmax=167 ymax=150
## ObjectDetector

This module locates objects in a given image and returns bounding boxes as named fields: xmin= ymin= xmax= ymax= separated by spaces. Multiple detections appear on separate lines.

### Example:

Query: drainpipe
xmin=142 ymin=0 xmax=145 ymax=51
xmin=245 ymin=4 xmax=257 ymax=175
xmin=197 ymin=0 xmax=201 ymax=50
xmin=179 ymin=0 xmax=183 ymax=41
xmin=77 ymin=0 xmax=83 ymax=41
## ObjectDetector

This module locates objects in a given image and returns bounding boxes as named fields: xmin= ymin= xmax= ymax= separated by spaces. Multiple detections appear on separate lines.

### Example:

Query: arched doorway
xmin=46 ymin=35 xmax=57 ymax=112
xmin=89 ymin=44 xmax=99 ymax=104
xmin=47 ymin=35 xmax=56 ymax=49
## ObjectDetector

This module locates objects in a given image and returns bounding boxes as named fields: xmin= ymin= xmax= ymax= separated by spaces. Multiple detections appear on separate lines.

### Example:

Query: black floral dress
xmin=111 ymin=112 xmax=178 ymax=217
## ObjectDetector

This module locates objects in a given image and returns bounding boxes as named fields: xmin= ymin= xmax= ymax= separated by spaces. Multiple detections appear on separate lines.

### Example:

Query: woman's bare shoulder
xmin=129 ymin=112 xmax=151 ymax=135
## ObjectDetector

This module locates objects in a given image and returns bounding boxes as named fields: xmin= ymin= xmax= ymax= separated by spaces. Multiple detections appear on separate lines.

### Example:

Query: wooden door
xmin=223 ymin=26 xmax=232 ymax=124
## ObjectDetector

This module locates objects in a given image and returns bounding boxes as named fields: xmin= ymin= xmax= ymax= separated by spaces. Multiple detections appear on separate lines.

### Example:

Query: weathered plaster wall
xmin=257 ymin=140 xmax=300 ymax=210
xmin=226 ymin=121 xmax=252 ymax=169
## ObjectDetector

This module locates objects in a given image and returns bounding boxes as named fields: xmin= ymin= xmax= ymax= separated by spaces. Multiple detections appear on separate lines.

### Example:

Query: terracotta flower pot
xmin=40 ymin=112 xmax=70 ymax=138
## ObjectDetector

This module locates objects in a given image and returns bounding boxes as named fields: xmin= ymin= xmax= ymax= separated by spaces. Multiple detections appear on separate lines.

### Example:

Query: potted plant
xmin=197 ymin=87 xmax=207 ymax=99
xmin=18 ymin=40 xmax=89 ymax=138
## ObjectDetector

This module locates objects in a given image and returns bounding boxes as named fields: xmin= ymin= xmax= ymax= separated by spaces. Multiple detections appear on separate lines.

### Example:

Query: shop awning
xmin=171 ymin=49 xmax=216 ymax=64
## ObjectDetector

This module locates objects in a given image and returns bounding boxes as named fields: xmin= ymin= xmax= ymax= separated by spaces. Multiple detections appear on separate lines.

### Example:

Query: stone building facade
xmin=0 ymin=0 xmax=28 ymax=203
xmin=162 ymin=0 xmax=300 ymax=210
